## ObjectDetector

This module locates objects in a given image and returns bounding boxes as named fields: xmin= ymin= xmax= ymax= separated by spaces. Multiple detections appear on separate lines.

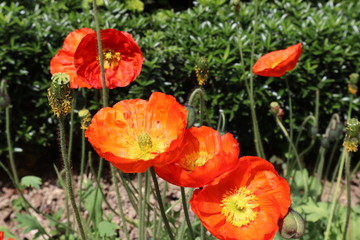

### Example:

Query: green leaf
xmin=98 ymin=221 xmax=119 ymax=237
xmin=15 ymin=213 xmax=47 ymax=238
xmin=21 ymin=175 xmax=42 ymax=189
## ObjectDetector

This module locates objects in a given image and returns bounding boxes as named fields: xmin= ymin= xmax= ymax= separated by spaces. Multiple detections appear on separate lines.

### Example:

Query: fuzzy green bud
xmin=185 ymin=105 xmax=196 ymax=128
xmin=279 ymin=208 xmax=306 ymax=239
xmin=345 ymin=118 xmax=360 ymax=138
xmin=321 ymin=135 xmax=330 ymax=148
xmin=78 ymin=109 xmax=92 ymax=130
xmin=349 ymin=73 xmax=359 ymax=85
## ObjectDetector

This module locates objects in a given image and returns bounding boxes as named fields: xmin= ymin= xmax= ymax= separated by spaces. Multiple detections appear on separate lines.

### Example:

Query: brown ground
xmin=1 ymin=169 xmax=360 ymax=239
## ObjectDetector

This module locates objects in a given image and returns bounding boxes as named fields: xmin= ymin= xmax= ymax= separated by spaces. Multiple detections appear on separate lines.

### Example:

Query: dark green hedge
xmin=0 ymin=0 xmax=359 ymax=169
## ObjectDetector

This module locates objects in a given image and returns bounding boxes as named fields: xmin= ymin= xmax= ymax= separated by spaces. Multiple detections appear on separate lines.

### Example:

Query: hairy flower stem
xmin=138 ymin=172 xmax=145 ymax=240
xmin=59 ymin=116 xmax=87 ymax=240
xmin=324 ymin=151 xmax=347 ymax=240
xmin=150 ymin=167 xmax=174 ymax=240
xmin=275 ymin=117 xmax=308 ymax=201
xmin=5 ymin=107 xmax=20 ymax=189
xmin=180 ymin=187 xmax=195 ymax=240
xmin=343 ymin=154 xmax=351 ymax=240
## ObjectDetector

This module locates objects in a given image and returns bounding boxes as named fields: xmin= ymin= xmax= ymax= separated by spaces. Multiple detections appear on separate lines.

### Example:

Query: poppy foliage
xmin=50 ymin=28 xmax=95 ymax=88
xmin=155 ymin=126 xmax=240 ymax=188
xmin=252 ymin=43 xmax=302 ymax=77
xmin=85 ymin=92 xmax=188 ymax=173
xmin=74 ymin=29 xmax=144 ymax=89
xmin=190 ymin=156 xmax=291 ymax=240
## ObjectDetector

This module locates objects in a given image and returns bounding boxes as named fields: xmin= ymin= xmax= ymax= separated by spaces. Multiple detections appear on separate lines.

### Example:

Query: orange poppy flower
xmin=0 ymin=232 xmax=3 ymax=240
xmin=74 ymin=29 xmax=144 ymax=89
xmin=85 ymin=92 xmax=188 ymax=173
xmin=50 ymin=28 xmax=95 ymax=88
xmin=252 ymin=43 xmax=302 ymax=77
xmin=190 ymin=156 xmax=291 ymax=240
xmin=155 ymin=126 xmax=240 ymax=188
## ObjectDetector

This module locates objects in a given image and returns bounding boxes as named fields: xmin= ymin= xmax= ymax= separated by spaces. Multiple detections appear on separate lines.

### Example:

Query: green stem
xmin=79 ymin=130 xmax=86 ymax=211
xmin=150 ymin=167 xmax=174 ymax=240
xmin=342 ymin=153 xmax=351 ymax=240
xmin=111 ymin=166 xmax=130 ymax=240
xmin=180 ymin=187 xmax=195 ymax=240
xmin=5 ymin=107 xmax=20 ymax=188
xmin=138 ymin=172 xmax=145 ymax=240
xmin=59 ymin=116 xmax=87 ymax=240
xmin=248 ymin=0 xmax=265 ymax=159
xmin=67 ymin=97 xmax=76 ymax=162
xmin=200 ymin=224 xmax=206 ymax=240
xmin=276 ymin=117 xmax=308 ymax=200
xmin=324 ymin=150 xmax=347 ymax=240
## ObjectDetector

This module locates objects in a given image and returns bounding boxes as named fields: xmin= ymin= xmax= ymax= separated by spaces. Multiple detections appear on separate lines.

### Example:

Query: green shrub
xmin=0 ymin=0 xmax=359 ymax=165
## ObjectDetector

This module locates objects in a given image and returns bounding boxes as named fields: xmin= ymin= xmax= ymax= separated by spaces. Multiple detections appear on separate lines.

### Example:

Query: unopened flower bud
xmin=310 ymin=126 xmax=318 ymax=137
xmin=321 ymin=135 xmax=330 ymax=148
xmin=195 ymin=57 xmax=208 ymax=86
xmin=78 ymin=109 xmax=92 ymax=130
xmin=269 ymin=102 xmax=284 ymax=119
xmin=47 ymin=73 xmax=72 ymax=118
xmin=185 ymin=105 xmax=196 ymax=128
xmin=0 ymin=80 xmax=10 ymax=108
xmin=349 ymin=73 xmax=359 ymax=85
xmin=348 ymin=83 xmax=357 ymax=95
xmin=279 ymin=208 xmax=305 ymax=239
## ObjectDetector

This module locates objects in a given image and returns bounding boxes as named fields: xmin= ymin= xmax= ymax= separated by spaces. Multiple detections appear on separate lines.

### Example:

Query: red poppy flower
xmin=50 ymin=28 xmax=95 ymax=88
xmin=252 ymin=43 xmax=302 ymax=77
xmin=85 ymin=92 xmax=187 ymax=173
xmin=190 ymin=156 xmax=291 ymax=240
xmin=155 ymin=126 xmax=240 ymax=188
xmin=0 ymin=232 xmax=3 ymax=240
xmin=74 ymin=29 xmax=144 ymax=89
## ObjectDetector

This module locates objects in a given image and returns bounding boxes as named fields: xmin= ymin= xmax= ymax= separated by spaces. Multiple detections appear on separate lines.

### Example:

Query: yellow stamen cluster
xmin=348 ymin=83 xmax=357 ymax=95
xmin=195 ymin=65 xmax=208 ymax=86
xmin=138 ymin=132 xmax=153 ymax=152
xmin=221 ymin=187 xmax=259 ymax=227
xmin=180 ymin=151 xmax=211 ymax=172
xmin=98 ymin=48 xmax=121 ymax=69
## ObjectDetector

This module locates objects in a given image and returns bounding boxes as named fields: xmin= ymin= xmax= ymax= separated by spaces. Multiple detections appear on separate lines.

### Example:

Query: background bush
xmin=0 ymin=0 xmax=359 ymax=175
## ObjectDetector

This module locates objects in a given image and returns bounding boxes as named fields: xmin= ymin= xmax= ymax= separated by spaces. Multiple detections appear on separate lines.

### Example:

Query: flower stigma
xmin=97 ymin=48 xmax=121 ymax=69
xmin=221 ymin=187 xmax=259 ymax=227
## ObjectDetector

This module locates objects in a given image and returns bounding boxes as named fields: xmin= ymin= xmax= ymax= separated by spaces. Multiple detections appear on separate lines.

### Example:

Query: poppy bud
xmin=195 ymin=57 xmax=208 ymax=86
xmin=349 ymin=73 xmax=359 ymax=85
xmin=321 ymin=135 xmax=330 ymax=148
xmin=0 ymin=80 xmax=10 ymax=108
xmin=335 ymin=122 xmax=344 ymax=137
xmin=78 ymin=109 xmax=92 ymax=130
xmin=270 ymin=102 xmax=284 ymax=119
xmin=185 ymin=105 xmax=196 ymax=128
xmin=279 ymin=208 xmax=305 ymax=239
xmin=310 ymin=126 xmax=318 ymax=137
xmin=47 ymin=73 xmax=72 ymax=118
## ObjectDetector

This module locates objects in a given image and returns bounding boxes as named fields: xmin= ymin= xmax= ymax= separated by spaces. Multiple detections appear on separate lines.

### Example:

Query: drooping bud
xmin=343 ymin=118 xmax=360 ymax=152
xmin=269 ymin=101 xmax=284 ymax=119
xmin=78 ymin=109 xmax=92 ymax=130
xmin=349 ymin=73 xmax=359 ymax=85
xmin=185 ymin=105 xmax=196 ymax=128
xmin=321 ymin=135 xmax=330 ymax=149
xmin=47 ymin=73 xmax=72 ymax=118
xmin=279 ymin=208 xmax=306 ymax=239
xmin=0 ymin=80 xmax=11 ymax=108
xmin=195 ymin=57 xmax=209 ymax=86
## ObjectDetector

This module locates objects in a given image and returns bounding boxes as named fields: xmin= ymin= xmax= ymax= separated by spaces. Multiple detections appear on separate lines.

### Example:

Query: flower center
xmin=99 ymin=48 xmax=121 ymax=69
xmin=138 ymin=132 xmax=153 ymax=152
xmin=220 ymin=187 xmax=259 ymax=227
xmin=180 ymin=151 xmax=211 ymax=172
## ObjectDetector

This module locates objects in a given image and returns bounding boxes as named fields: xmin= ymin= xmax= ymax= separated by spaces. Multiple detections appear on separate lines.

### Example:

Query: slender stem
xmin=138 ymin=172 xmax=145 ymax=240
xmin=93 ymin=0 xmax=107 ymax=106
xmin=285 ymin=79 xmax=294 ymax=147
xmin=5 ymin=107 xmax=20 ymax=188
xmin=200 ymin=224 xmax=206 ymax=240
xmin=67 ymin=97 xmax=76 ymax=162
xmin=150 ymin=167 xmax=174 ymax=240
xmin=324 ymin=150 xmax=347 ymax=240
xmin=276 ymin=117 xmax=308 ymax=200
xmin=248 ymin=0 xmax=265 ymax=159
xmin=180 ymin=187 xmax=195 ymax=240
xmin=342 ymin=153 xmax=351 ymax=240
xmin=79 ymin=130 xmax=86 ymax=210
xmin=59 ymin=116 xmax=87 ymax=240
